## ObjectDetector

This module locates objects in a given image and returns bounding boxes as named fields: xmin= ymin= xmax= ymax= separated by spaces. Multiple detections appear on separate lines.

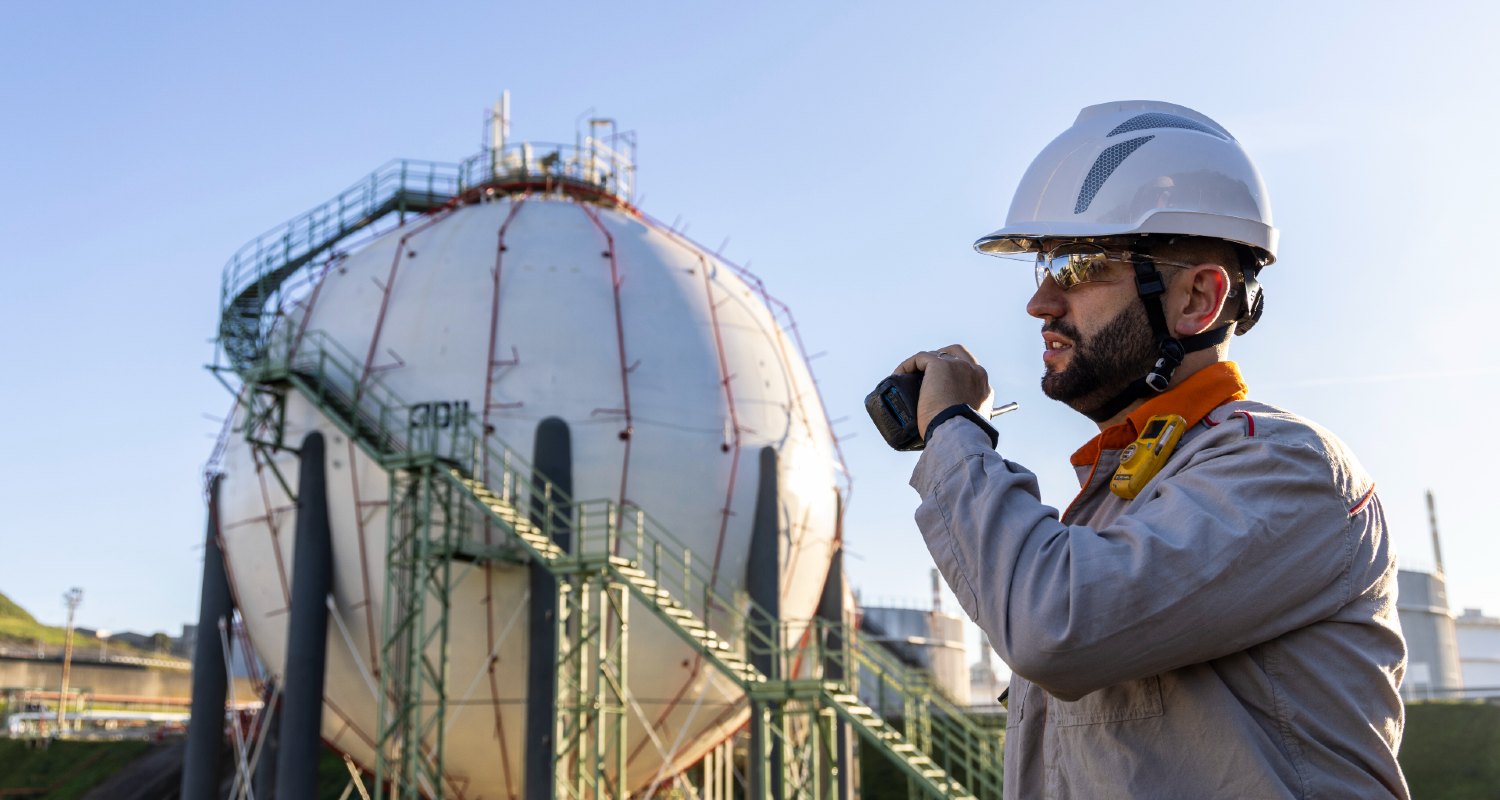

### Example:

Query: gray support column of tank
xmin=816 ymin=544 xmax=854 ymax=800
xmin=183 ymin=475 xmax=233 ymax=800
xmin=747 ymin=446 xmax=783 ymax=800
xmin=525 ymin=418 xmax=572 ymax=800
xmin=275 ymin=432 xmax=334 ymax=799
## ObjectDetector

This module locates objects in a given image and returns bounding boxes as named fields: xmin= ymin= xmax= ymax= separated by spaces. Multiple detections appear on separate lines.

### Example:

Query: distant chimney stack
xmin=1427 ymin=489 xmax=1446 ymax=575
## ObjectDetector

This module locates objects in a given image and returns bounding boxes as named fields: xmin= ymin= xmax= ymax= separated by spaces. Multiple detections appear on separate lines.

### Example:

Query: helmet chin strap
xmin=1082 ymin=256 xmax=1233 ymax=423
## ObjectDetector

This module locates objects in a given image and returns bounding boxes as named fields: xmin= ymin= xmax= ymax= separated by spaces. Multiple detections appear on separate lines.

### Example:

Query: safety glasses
xmin=1015 ymin=243 xmax=1192 ymax=290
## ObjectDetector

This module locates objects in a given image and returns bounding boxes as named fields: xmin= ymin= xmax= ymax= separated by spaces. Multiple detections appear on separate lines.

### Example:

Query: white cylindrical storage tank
xmin=859 ymin=606 xmax=970 ymax=708
xmin=1396 ymin=568 xmax=1464 ymax=700
xmin=213 ymin=143 xmax=845 ymax=796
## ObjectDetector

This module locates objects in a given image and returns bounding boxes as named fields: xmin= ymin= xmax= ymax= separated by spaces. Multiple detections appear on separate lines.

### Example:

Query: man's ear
xmin=1172 ymin=265 xmax=1231 ymax=336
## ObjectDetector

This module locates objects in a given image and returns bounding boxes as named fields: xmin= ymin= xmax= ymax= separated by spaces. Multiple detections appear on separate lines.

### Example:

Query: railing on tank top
xmin=217 ymin=142 xmax=635 ymax=371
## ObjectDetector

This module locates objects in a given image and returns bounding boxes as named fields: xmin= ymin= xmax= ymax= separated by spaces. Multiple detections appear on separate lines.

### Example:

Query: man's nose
xmin=1027 ymin=276 xmax=1066 ymax=320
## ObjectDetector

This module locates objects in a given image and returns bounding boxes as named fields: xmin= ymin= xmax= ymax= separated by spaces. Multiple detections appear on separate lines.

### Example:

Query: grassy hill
xmin=0 ymin=591 xmax=39 ymax=625
xmin=0 ymin=590 xmax=142 ymax=653
xmin=0 ymin=589 xmax=76 ymax=647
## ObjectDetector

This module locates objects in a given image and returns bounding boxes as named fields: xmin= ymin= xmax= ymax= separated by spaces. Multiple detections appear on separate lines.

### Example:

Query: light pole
xmin=98 ymin=629 xmax=111 ymax=662
xmin=58 ymin=588 xmax=82 ymax=735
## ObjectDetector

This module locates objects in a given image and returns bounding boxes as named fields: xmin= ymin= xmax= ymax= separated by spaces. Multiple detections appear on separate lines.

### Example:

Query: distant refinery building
xmin=1456 ymin=608 xmax=1500 ymax=697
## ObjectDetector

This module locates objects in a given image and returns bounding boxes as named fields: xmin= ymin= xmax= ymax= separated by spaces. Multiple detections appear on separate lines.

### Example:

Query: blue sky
xmin=2 ymin=2 xmax=1496 ymax=658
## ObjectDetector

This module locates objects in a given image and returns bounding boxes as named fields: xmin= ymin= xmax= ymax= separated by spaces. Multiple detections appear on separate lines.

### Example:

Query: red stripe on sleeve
xmin=1348 ymin=484 xmax=1377 ymax=517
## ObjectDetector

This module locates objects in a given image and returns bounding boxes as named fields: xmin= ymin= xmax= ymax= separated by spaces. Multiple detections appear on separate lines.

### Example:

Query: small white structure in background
xmin=1456 ymin=608 xmax=1500 ymax=698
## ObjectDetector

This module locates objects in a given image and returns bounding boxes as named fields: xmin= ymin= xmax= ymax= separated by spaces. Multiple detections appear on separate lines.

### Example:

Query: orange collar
xmin=1070 ymin=362 xmax=1249 ymax=467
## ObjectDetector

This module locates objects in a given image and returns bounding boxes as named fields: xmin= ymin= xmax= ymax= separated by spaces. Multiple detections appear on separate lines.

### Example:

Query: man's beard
xmin=1041 ymin=301 xmax=1159 ymax=417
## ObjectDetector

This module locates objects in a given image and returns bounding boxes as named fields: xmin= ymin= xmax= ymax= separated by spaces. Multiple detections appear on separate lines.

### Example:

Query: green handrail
xmin=849 ymin=632 xmax=1003 ymax=795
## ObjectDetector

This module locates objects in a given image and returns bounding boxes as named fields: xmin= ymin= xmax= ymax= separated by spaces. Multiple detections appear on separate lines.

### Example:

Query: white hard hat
xmin=975 ymin=101 xmax=1278 ymax=265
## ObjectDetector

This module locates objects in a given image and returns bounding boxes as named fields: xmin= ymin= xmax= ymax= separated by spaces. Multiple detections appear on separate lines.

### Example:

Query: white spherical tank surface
xmin=214 ymin=167 xmax=846 ymax=796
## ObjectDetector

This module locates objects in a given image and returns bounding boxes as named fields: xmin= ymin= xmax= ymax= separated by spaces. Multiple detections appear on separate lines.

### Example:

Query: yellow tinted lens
xmin=1038 ymin=246 xmax=1111 ymax=289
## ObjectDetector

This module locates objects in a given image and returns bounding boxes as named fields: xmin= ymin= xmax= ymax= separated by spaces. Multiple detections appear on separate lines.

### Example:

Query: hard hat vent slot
xmin=1075 ymin=135 xmax=1154 ymax=214
xmin=1107 ymin=112 xmax=1231 ymax=141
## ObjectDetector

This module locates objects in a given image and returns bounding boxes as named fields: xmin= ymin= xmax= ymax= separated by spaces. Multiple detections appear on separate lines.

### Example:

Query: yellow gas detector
xmin=1111 ymin=414 xmax=1187 ymax=500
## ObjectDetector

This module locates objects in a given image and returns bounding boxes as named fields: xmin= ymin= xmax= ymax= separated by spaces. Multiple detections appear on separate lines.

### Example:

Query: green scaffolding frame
xmin=554 ymin=563 xmax=629 ymax=800
xmin=375 ymin=462 xmax=459 ymax=800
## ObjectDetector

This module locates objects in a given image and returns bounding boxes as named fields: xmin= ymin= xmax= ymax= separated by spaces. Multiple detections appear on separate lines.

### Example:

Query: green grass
xmin=0 ymin=739 xmax=359 ymax=799
xmin=0 ymin=617 xmax=86 ymax=648
xmin=1399 ymin=701 xmax=1500 ymax=800
xmin=318 ymin=748 xmax=369 ymax=799
xmin=0 ymin=588 xmax=98 ymax=649
xmin=0 ymin=739 xmax=151 ymax=799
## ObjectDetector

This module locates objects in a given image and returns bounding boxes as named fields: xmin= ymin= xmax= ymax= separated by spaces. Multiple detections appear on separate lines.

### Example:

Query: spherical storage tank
xmin=213 ymin=119 xmax=846 ymax=796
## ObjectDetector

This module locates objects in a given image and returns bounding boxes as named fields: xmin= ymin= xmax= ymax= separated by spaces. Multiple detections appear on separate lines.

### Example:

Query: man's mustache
xmin=1043 ymin=321 xmax=1083 ymax=341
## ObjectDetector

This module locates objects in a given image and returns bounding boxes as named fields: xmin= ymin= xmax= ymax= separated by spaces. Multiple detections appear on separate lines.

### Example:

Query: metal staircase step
xmin=614 ymin=564 xmax=647 ymax=579
xmin=624 ymin=577 xmax=676 ymax=601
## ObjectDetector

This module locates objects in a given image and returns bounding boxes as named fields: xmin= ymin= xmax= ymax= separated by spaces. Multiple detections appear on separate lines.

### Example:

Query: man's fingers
xmin=894 ymin=351 xmax=938 ymax=375
xmin=936 ymin=344 xmax=978 ymax=365
xmin=897 ymin=345 xmax=981 ymax=375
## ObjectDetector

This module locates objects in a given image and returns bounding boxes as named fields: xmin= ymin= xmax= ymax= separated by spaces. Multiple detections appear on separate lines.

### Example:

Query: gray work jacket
xmin=910 ymin=366 xmax=1408 ymax=799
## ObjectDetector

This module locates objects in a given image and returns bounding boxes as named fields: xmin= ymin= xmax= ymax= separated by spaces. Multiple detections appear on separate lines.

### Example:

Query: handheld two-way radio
xmin=864 ymin=372 xmax=1018 ymax=451
xmin=865 ymin=373 xmax=926 ymax=451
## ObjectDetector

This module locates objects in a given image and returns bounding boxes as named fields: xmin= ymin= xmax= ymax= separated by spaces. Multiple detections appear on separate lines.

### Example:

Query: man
xmin=897 ymin=101 xmax=1408 ymax=798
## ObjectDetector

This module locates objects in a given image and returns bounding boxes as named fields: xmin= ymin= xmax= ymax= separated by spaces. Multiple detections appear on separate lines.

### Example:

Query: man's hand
xmin=894 ymin=344 xmax=994 ymax=438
